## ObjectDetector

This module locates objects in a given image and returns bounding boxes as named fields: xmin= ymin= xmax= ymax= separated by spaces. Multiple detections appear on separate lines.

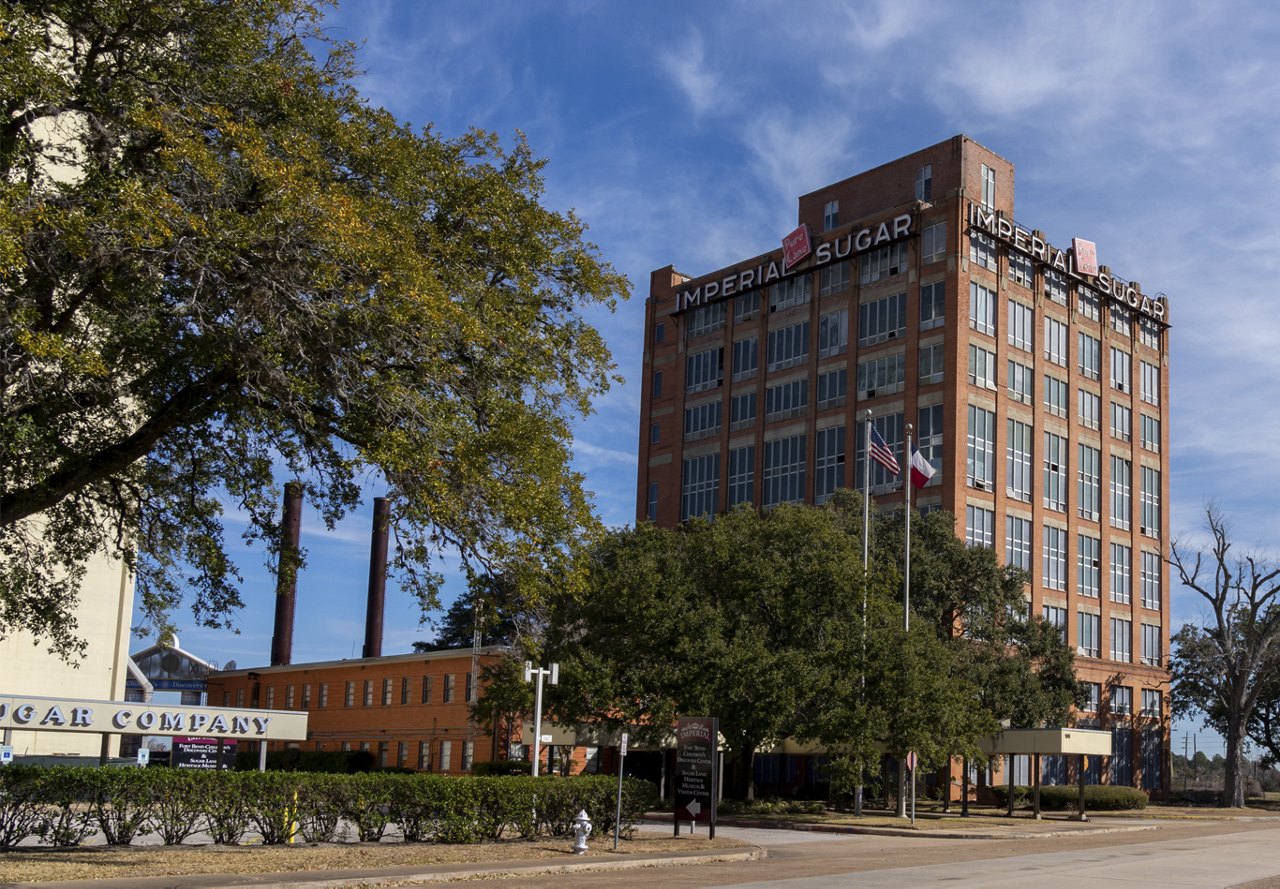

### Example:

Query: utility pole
xmin=524 ymin=661 xmax=559 ymax=776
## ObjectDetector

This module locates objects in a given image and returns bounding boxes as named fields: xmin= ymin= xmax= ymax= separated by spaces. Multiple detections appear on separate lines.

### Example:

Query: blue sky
xmin=137 ymin=0 xmax=1280 ymax=755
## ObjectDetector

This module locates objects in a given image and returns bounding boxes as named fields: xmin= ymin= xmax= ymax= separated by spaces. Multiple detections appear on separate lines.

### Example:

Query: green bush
xmin=295 ymin=773 xmax=342 ymax=843
xmin=36 ymin=767 xmax=94 ymax=847
xmin=148 ymin=769 xmax=207 ymax=845
xmin=990 ymin=784 xmax=1149 ymax=811
xmin=86 ymin=767 xmax=156 ymax=845
xmin=718 ymin=798 xmax=825 ymax=817
xmin=472 ymin=760 xmax=530 ymax=777
xmin=241 ymin=771 xmax=303 ymax=844
xmin=337 ymin=772 xmax=394 ymax=842
xmin=0 ymin=766 xmax=51 ymax=849
xmin=204 ymin=771 xmax=252 ymax=845
xmin=236 ymin=749 xmax=376 ymax=773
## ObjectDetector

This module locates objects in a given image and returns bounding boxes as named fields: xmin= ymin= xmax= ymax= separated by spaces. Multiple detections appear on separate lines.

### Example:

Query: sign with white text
xmin=674 ymin=716 xmax=718 ymax=827
xmin=0 ymin=693 xmax=307 ymax=740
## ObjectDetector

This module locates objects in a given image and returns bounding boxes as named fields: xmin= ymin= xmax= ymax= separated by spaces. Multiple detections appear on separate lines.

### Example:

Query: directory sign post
xmin=673 ymin=716 xmax=718 ymax=839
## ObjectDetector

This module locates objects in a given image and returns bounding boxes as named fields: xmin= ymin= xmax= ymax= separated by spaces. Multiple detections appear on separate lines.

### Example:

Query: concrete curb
xmin=5 ymin=847 xmax=767 ymax=889
xmin=715 ymin=817 xmax=1162 ymax=841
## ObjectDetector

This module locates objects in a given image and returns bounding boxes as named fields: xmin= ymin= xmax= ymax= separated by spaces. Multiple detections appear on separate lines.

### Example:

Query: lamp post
xmin=524 ymin=661 xmax=559 ymax=777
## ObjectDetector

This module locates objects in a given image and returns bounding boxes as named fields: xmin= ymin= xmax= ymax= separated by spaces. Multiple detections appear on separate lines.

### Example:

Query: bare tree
xmin=1170 ymin=505 xmax=1280 ymax=807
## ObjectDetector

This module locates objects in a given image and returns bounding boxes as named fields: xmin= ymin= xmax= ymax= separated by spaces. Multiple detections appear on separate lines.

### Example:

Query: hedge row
xmin=990 ymin=783 xmax=1149 ymax=810
xmin=0 ymin=766 xmax=658 ymax=848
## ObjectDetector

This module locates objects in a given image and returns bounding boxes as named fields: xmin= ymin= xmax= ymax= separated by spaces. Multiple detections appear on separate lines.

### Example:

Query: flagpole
xmin=856 ymin=409 xmax=872 ymax=818
xmin=898 ymin=424 xmax=913 ymax=818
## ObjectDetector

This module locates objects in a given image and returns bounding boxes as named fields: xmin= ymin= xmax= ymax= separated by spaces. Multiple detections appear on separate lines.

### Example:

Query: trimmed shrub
xmin=295 ymin=772 xmax=343 ymax=843
xmin=0 ymin=766 xmax=50 ymax=849
xmin=148 ymin=769 xmax=207 ymax=845
xmin=472 ymin=760 xmax=530 ymax=777
xmin=336 ymin=772 xmax=394 ymax=842
xmin=242 ymin=771 xmax=304 ymax=844
xmin=205 ymin=771 xmax=252 ymax=845
xmin=37 ymin=768 xmax=95 ymax=847
xmin=990 ymin=784 xmax=1149 ymax=811
xmin=86 ymin=767 xmax=157 ymax=845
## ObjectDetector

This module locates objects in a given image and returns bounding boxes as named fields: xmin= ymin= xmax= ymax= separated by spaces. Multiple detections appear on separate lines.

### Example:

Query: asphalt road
xmin=511 ymin=819 xmax=1280 ymax=889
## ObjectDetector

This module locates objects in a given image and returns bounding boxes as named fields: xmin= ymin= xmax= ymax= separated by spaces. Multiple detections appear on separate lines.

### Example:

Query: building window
xmin=859 ymin=291 xmax=907 ymax=346
xmin=818 ymin=309 xmax=849 ymax=358
xmin=1141 ymin=624 xmax=1162 ymax=667
xmin=400 ymin=676 xmax=410 ymax=705
xmin=1078 ymin=286 xmax=1101 ymax=321
xmin=1140 ymin=414 xmax=1160 ymax=453
xmin=1044 ymin=526 xmax=1067 ymax=591
xmin=1006 ymin=419 xmax=1032 ymax=502
xmin=301 ymin=684 xmax=311 ymax=709
xmin=855 ymin=414 xmax=903 ymax=491
xmin=766 ymin=378 xmax=808 ymax=421
xmin=680 ymin=454 xmax=719 ymax=521
xmin=1111 ymin=304 xmax=1132 ymax=336
xmin=1140 ymin=361 xmax=1160 ymax=406
xmin=1141 ymin=688 xmax=1162 ymax=718
xmin=1043 ymin=605 xmax=1067 ymax=642
xmin=732 ymin=336 xmax=758 ymax=381
xmin=1078 ymin=444 xmax=1101 ymax=520
xmin=685 ymin=347 xmax=724 ymax=393
xmin=1006 ymin=515 xmax=1032 ymax=571
xmin=363 ymin=680 xmax=373 ymax=707
xmin=440 ymin=740 xmax=452 ymax=772
xmin=1141 ymin=550 xmax=1162 ymax=609
xmin=1111 ymin=456 xmax=1132 ymax=530
xmin=683 ymin=400 xmax=722 ymax=440
xmin=465 ymin=672 xmax=475 ymax=703
xmin=418 ymin=741 xmax=432 ymax=771
xmin=965 ymin=504 xmax=995 ymax=549
xmin=654 ymin=322 xmax=664 ymax=345
xmin=1043 ymin=375 xmax=1067 ymax=419
xmin=915 ymin=164 xmax=932 ymax=201
xmin=769 ymin=275 xmax=811 ymax=312
xmin=443 ymin=673 xmax=455 ymax=703
xmin=462 ymin=740 xmax=474 ymax=771
xmin=860 ymin=242 xmax=907 ymax=283
xmin=920 ymin=281 xmax=945 ymax=330
xmin=734 ymin=290 xmax=759 ymax=323
xmin=344 ymin=681 xmax=354 ymax=708
xmin=856 ymin=352 xmax=905 ymax=399
xmin=652 ymin=370 xmax=663 ymax=398
xmin=236 ymin=688 xmax=245 ymax=707
xmin=968 ymin=344 xmax=997 ymax=390
xmin=1111 ymin=402 xmax=1131 ymax=442
xmin=730 ymin=391 xmax=756 ymax=430
xmin=649 ymin=422 xmax=660 ymax=444
xmin=382 ymin=678 xmax=393 ymax=706
xmin=966 ymin=405 xmax=995 ymax=489
xmin=921 ymin=221 xmax=946 ymax=263
xmin=814 ymin=426 xmax=846 ymax=505
xmin=318 ymin=684 xmax=327 ymax=709
xmin=1110 ymin=346 xmax=1131 ymax=393
xmin=1008 ymin=252 xmax=1034 ymax=289
xmin=1111 ymin=684 xmax=1133 ymax=716
xmin=1079 ymin=612 xmax=1101 ymax=657
xmin=727 ymin=445 xmax=755 ymax=507
xmin=823 ymin=199 xmax=839 ymax=231
xmin=1079 ymin=389 xmax=1101 ymax=430
xmin=817 ymin=367 xmax=848 ymax=410
xmin=917 ymin=404 xmax=943 ymax=480
xmin=686 ymin=301 xmax=726 ymax=339
xmin=763 ymin=434 xmax=806 ymax=507
xmin=1044 ymin=269 xmax=1068 ymax=305
xmin=1078 ymin=534 xmax=1101 ymax=598
xmin=1078 ymin=333 xmax=1101 ymax=380
xmin=421 ymin=675 xmax=433 ymax=704
xmin=969 ymin=282 xmax=996 ymax=334
xmin=920 ymin=344 xmax=945 ymax=386
xmin=980 ymin=163 xmax=996 ymax=208
xmin=1081 ymin=681 xmax=1101 ymax=712
xmin=1139 ymin=317 xmax=1162 ymax=350
xmin=646 ymin=482 xmax=658 ymax=522
xmin=1044 ymin=317 xmax=1068 ymax=366
xmin=1110 ymin=619 xmax=1132 ymax=663
xmin=397 ymin=741 xmax=408 ymax=768
xmin=1008 ymin=360 xmax=1033 ymax=405
xmin=819 ymin=261 xmax=850 ymax=296
xmin=1043 ymin=432 xmax=1067 ymax=512
xmin=265 ymin=687 xmax=274 ymax=708
xmin=767 ymin=321 xmax=809 ymax=371
xmin=1110 ymin=543 xmax=1132 ymax=604
xmin=1008 ymin=300 xmax=1033 ymax=351
xmin=1141 ymin=466 xmax=1161 ymax=537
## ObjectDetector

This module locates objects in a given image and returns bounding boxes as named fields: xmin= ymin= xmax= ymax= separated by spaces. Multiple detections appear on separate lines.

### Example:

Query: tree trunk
xmin=1224 ymin=719 xmax=1246 ymax=807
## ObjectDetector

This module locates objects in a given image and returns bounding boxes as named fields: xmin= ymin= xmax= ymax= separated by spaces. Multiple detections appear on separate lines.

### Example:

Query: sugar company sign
xmin=0 ymin=693 xmax=308 ymax=740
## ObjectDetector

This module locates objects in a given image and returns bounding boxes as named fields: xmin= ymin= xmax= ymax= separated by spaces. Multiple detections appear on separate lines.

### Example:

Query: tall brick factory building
xmin=636 ymin=135 xmax=1170 ymax=793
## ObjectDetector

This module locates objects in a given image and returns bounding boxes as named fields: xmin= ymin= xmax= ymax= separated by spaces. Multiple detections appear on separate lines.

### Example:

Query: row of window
xmin=1044 ymin=605 xmax=1163 ymax=666
xmin=1002 ymin=520 xmax=1162 ymax=608
xmin=317 ymin=738 xmax=475 ymax=772
xmin=966 ymin=407 xmax=1162 ymax=535
xmin=226 ymin=673 xmax=475 ymax=711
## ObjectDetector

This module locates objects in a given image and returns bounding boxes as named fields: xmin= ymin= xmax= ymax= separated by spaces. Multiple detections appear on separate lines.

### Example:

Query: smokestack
xmin=270 ymin=481 xmax=303 ymax=666
xmin=363 ymin=497 xmax=390 ymax=659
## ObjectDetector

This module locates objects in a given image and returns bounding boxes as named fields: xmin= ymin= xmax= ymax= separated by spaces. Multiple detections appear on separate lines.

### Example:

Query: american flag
xmin=869 ymin=426 xmax=900 ymax=475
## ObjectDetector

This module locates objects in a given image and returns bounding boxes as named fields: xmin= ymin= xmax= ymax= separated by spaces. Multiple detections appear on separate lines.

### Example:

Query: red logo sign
xmin=1073 ymin=238 xmax=1099 ymax=277
xmin=782 ymin=225 xmax=812 ymax=269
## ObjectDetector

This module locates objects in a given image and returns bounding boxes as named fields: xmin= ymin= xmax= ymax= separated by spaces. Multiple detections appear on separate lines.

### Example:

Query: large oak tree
xmin=0 ymin=0 xmax=627 ymax=655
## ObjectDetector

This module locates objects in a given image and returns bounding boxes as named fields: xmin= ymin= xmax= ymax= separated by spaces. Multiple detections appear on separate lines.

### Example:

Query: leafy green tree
xmin=0 ymin=0 xmax=626 ymax=654
xmin=1170 ymin=505 xmax=1280 ymax=807
xmin=412 ymin=573 xmax=528 ymax=652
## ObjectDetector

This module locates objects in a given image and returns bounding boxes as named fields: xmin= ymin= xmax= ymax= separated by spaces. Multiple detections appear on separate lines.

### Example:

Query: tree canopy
xmin=0 ymin=0 xmax=627 ymax=654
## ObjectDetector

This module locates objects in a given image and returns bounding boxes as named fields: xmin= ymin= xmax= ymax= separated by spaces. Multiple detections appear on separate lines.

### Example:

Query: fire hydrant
xmin=572 ymin=809 xmax=592 ymax=854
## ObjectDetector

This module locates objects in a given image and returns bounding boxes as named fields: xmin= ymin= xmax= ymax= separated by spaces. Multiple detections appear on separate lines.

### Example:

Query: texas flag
xmin=910 ymin=448 xmax=936 ymax=489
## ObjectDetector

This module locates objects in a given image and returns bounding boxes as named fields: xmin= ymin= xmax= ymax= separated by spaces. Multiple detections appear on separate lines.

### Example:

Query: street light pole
xmin=524 ymin=661 xmax=559 ymax=777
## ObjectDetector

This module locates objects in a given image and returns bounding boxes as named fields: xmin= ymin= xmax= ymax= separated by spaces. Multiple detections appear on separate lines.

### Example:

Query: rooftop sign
xmin=0 ymin=693 xmax=308 ymax=741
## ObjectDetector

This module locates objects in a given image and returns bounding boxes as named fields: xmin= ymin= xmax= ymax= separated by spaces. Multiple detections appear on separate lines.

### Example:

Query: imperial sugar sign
xmin=0 ymin=693 xmax=307 ymax=741
xmin=674 ymin=716 xmax=719 ymax=828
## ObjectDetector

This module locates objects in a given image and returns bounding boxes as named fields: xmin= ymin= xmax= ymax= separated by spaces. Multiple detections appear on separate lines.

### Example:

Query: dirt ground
xmin=0 ymin=831 xmax=746 ymax=884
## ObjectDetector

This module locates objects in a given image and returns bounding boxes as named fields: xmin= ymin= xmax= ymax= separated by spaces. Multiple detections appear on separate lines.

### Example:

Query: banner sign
xmin=172 ymin=736 xmax=237 ymax=770
xmin=674 ymin=716 xmax=719 ymax=826
xmin=0 ymin=693 xmax=307 ymax=740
